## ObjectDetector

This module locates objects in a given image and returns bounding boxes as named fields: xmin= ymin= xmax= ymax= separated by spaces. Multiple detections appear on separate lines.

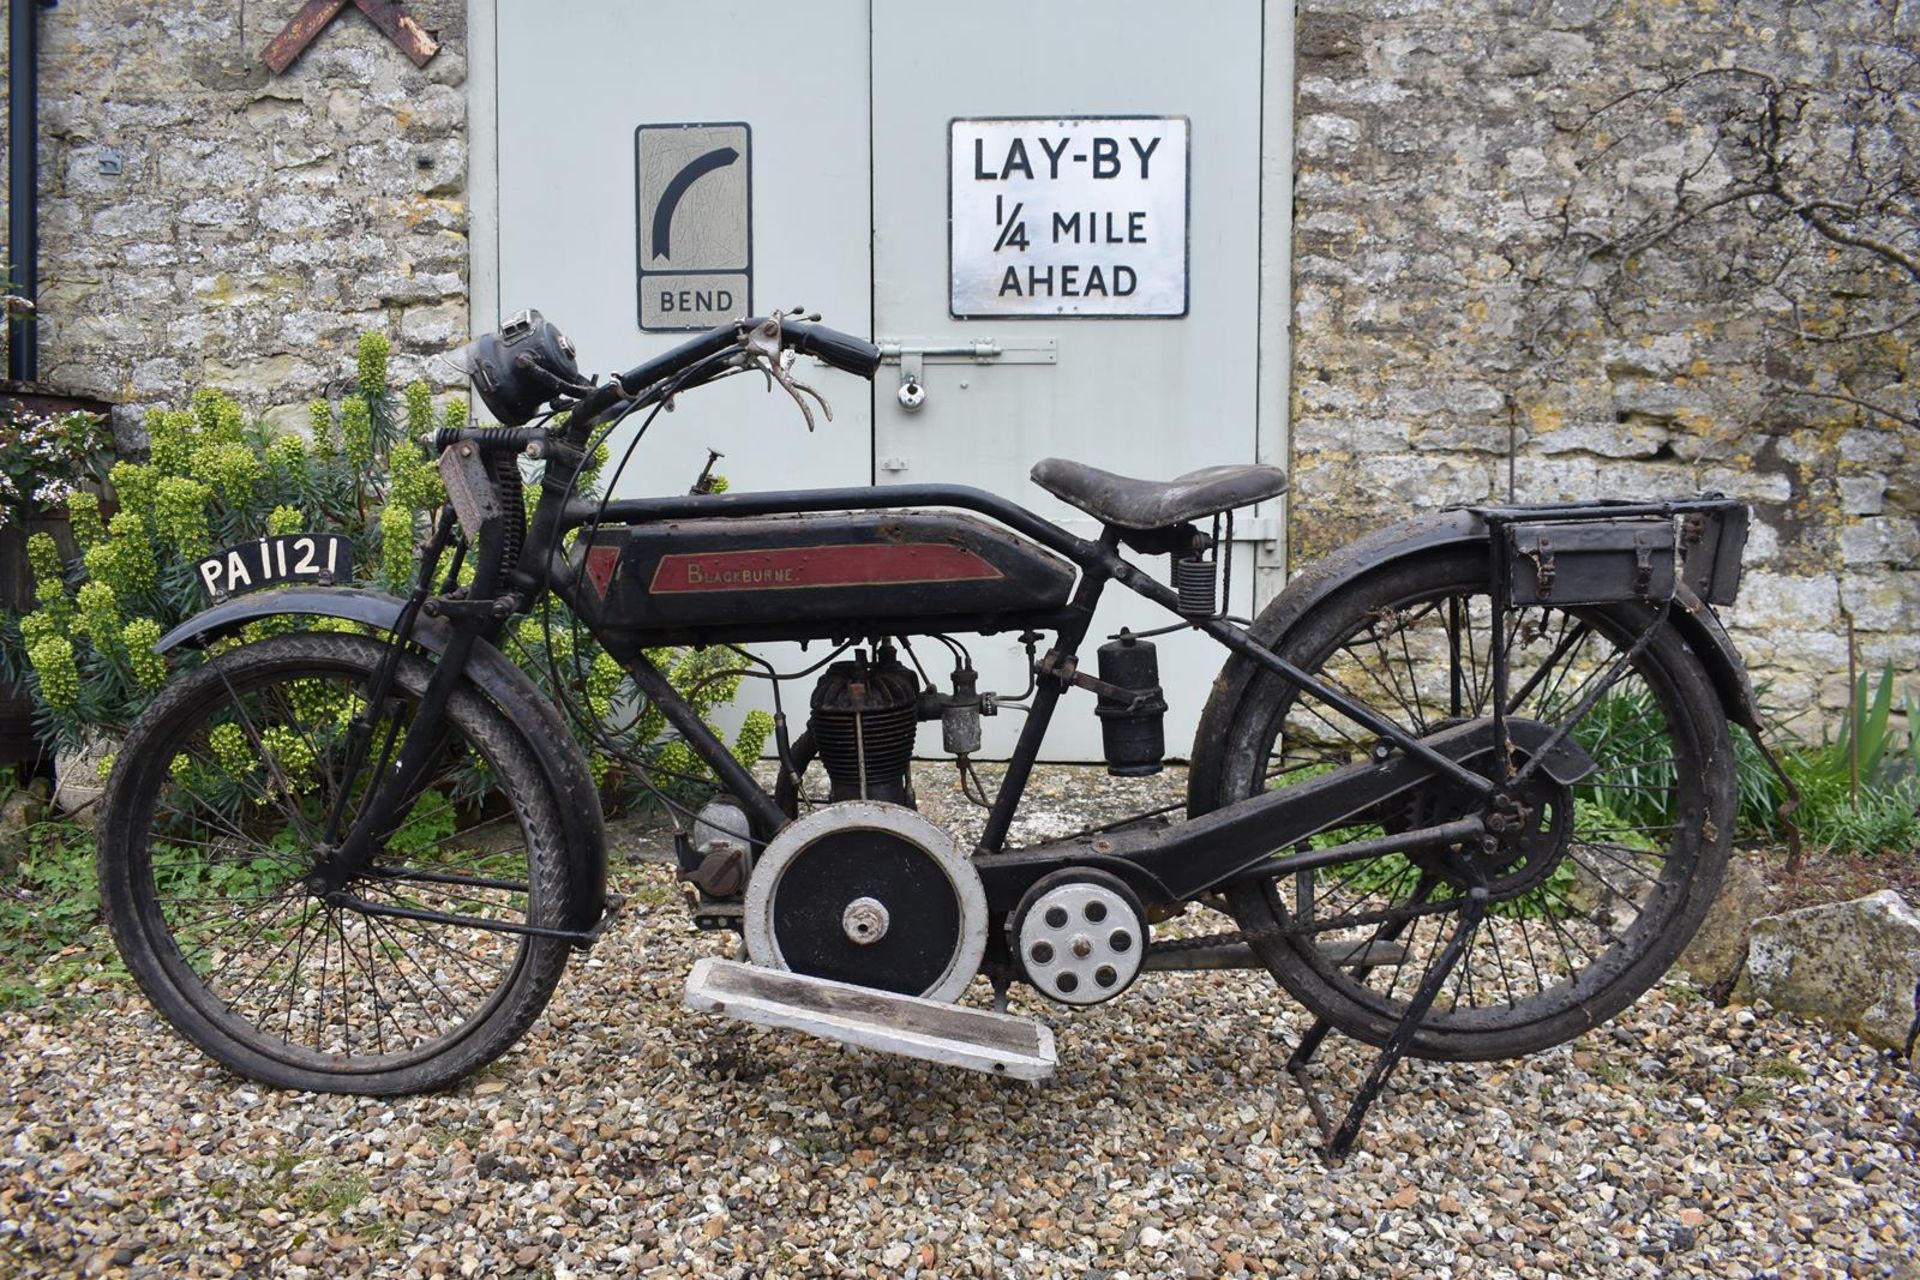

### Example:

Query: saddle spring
xmin=1171 ymin=510 xmax=1233 ymax=620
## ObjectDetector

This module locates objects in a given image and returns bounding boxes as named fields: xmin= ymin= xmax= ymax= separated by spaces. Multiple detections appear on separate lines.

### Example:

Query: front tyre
xmin=1191 ymin=547 xmax=1736 ymax=1061
xmin=98 ymin=632 xmax=574 ymax=1093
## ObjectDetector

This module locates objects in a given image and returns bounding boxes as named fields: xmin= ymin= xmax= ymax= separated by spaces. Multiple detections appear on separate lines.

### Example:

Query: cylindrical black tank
xmin=1095 ymin=630 xmax=1166 ymax=777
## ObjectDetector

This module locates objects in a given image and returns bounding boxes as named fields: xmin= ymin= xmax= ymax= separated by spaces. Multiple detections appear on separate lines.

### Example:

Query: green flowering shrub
xmin=0 ymin=331 xmax=766 ymax=813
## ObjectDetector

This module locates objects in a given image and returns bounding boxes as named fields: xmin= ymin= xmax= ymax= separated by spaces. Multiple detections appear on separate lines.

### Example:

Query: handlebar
xmin=564 ymin=315 xmax=880 ymax=441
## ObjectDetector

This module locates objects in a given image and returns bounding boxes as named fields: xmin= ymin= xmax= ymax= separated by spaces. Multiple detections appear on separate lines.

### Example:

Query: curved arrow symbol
xmin=651 ymin=146 xmax=741 ymax=262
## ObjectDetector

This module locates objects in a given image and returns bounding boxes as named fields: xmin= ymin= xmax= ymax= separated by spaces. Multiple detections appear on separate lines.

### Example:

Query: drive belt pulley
xmin=743 ymin=803 xmax=989 ymax=1002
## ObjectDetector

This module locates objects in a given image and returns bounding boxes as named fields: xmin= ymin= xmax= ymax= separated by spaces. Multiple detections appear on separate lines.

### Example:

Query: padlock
xmin=897 ymin=377 xmax=926 ymax=412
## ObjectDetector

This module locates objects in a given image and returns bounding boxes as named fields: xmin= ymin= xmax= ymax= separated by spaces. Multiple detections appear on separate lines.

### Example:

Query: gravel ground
xmin=3 ymin=764 xmax=1917 ymax=1279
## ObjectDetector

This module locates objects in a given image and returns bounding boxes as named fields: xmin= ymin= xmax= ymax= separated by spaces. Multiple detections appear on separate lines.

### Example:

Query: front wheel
xmin=1191 ymin=546 xmax=1736 ymax=1061
xmin=98 ymin=632 xmax=576 ymax=1093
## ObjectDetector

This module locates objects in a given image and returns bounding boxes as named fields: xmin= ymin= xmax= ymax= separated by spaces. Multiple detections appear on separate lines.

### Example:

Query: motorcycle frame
xmin=158 ymin=423 xmax=1747 ymax=931
xmin=529 ymin=474 xmax=1743 ymax=915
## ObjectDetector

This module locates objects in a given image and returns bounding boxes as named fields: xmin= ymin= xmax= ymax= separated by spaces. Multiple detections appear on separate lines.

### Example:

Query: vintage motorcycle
xmin=97 ymin=309 xmax=1770 ymax=1154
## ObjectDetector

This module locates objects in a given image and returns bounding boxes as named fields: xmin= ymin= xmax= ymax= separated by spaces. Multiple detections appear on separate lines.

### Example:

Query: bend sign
xmin=635 ymin=123 xmax=753 ymax=331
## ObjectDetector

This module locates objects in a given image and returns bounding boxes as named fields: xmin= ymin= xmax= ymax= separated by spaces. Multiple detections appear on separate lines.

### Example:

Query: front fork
xmin=312 ymin=507 xmax=491 ymax=888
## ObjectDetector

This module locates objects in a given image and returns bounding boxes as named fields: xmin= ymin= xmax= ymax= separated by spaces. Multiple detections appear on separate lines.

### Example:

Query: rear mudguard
xmin=156 ymin=588 xmax=609 ymax=943
xmin=1188 ymin=508 xmax=1764 ymax=811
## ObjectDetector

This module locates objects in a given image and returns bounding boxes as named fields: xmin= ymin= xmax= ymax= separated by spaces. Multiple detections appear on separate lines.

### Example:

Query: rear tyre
xmin=1191 ymin=547 xmax=1736 ymax=1061
xmin=98 ymin=632 xmax=574 ymax=1093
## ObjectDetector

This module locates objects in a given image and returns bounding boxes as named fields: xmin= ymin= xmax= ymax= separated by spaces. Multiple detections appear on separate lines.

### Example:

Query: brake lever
xmin=772 ymin=350 xmax=833 ymax=431
xmin=743 ymin=312 xmax=833 ymax=432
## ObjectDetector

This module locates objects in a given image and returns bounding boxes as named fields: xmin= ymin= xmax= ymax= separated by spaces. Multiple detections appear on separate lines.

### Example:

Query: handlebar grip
xmin=785 ymin=320 xmax=883 ymax=380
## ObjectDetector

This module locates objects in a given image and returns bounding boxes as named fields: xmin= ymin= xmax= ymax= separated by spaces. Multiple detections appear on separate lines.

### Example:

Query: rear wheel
xmin=1193 ymin=547 xmax=1735 ymax=1061
xmin=98 ymin=632 xmax=574 ymax=1093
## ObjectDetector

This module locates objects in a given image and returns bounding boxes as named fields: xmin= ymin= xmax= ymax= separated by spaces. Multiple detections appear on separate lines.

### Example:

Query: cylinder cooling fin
xmin=807 ymin=645 xmax=919 ymax=807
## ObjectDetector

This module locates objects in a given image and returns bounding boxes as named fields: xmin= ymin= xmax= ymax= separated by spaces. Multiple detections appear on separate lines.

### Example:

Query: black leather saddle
xmin=1029 ymin=457 xmax=1288 ymax=532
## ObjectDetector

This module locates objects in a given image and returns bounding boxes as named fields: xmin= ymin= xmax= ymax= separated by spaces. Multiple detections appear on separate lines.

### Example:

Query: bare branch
xmin=1791 ymin=386 xmax=1920 ymax=430
xmin=1794 ymin=306 xmax=1920 ymax=344
xmin=1582 ymin=185 xmax=1775 ymax=262
xmin=1794 ymin=205 xmax=1920 ymax=285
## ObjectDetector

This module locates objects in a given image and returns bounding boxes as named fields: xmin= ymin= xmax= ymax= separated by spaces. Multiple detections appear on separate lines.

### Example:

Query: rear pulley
xmin=1012 ymin=869 xmax=1149 ymax=1006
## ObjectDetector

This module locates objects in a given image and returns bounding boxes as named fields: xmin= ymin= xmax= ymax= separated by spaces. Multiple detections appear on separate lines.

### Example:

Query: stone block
xmin=1740 ymin=891 xmax=1920 ymax=1052
xmin=1838 ymin=475 xmax=1886 ymax=515
xmin=90 ymin=201 xmax=174 ymax=239
xmin=1334 ymin=453 xmax=1495 ymax=509
xmin=202 ymin=354 xmax=324 ymax=403
xmin=1838 ymin=428 xmax=1909 ymax=467
xmin=179 ymin=197 xmax=250 ymax=229
xmin=1721 ymin=570 xmax=1841 ymax=632
xmin=1741 ymin=517 xmax=1780 ymax=565
xmin=122 ymin=241 xmax=181 ymax=269
xmin=426 ymin=50 xmax=469 ymax=89
xmin=1295 ymin=414 xmax=1419 ymax=454
xmin=1298 ymin=114 xmax=1363 ymax=157
xmin=1510 ymin=454 xmax=1692 ymax=501
xmin=1677 ymin=856 xmax=1775 ymax=993
xmin=157 ymin=140 xmax=269 ymax=191
xmin=1839 ymin=517 xmax=1920 ymax=567
xmin=131 ymin=356 xmax=187 ymax=397
xmin=415 ymin=141 xmax=467 ymax=197
xmin=53 ymin=737 xmax=115 ymax=816
xmin=1408 ymin=420 xmax=1510 ymax=454
xmin=400 ymin=302 xmax=468 ymax=350
xmin=1699 ymin=468 xmax=1794 ymax=504
xmin=266 ymin=239 xmax=343 ymax=269
xmin=395 ymin=84 xmax=466 ymax=136
xmin=342 ymin=269 xmax=465 ymax=310
xmin=277 ymin=309 xmax=351 ymax=350
xmin=258 ymin=193 xmax=351 ymax=235
xmin=1540 ymin=0 xmax=1617 ymax=26
xmin=1841 ymin=572 xmax=1920 ymax=632
xmin=1528 ymin=417 xmax=1674 ymax=459
xmin=261 ymin=402 xmax=318 ymax=438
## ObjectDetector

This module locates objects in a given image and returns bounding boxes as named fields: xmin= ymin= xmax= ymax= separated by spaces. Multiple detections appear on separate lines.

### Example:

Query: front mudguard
xmin=156 ymin=588 xmax=609 ymax=944
xmin=1187 ymin=508 xmax=1765 ymax=812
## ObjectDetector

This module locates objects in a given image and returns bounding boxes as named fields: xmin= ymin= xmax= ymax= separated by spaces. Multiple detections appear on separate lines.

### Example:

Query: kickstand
xmin=1285 ymin=887 xmax=1488 ymax=1162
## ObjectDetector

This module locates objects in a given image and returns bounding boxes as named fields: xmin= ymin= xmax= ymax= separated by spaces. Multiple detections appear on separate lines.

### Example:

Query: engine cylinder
xmin=809 ymin=646 xmax=920 ymax=806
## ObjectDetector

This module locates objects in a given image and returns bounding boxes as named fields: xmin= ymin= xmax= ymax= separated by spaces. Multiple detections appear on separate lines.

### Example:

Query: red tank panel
xmin=570 ymin=510 xmax=1077 ymax=644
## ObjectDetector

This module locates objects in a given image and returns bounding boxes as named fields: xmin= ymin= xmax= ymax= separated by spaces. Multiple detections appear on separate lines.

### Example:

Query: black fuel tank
xmin=570 ymin=511 xmax=1077 ymax=644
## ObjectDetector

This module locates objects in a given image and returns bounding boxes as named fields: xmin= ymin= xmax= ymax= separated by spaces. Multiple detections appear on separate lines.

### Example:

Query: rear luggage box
xmin=1495 ymin=501 xmax=1748 ymax=608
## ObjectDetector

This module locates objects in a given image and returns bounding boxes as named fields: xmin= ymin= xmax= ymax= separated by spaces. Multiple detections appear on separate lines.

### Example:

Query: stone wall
xmin=1288 ymin=0 xmax=1919 ymax=714
xmin=0 ymin=1 xmax=470 ymax=442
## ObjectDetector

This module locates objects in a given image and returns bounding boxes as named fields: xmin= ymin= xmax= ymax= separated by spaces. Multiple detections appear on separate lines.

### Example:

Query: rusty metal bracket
xmin=264 ymin=0 xmax=440 ymax=74
xmin=1034 ymin=649 xmax=1163 ymax=713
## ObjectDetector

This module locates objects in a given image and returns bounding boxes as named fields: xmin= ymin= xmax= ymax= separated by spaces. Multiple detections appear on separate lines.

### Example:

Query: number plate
xmin=195 ymin=534 xmax=353 ymax=600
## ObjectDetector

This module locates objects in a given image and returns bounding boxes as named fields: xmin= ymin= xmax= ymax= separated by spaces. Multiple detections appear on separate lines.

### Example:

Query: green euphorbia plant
xmin=2 ymin=332 xmax=769 ymax=807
